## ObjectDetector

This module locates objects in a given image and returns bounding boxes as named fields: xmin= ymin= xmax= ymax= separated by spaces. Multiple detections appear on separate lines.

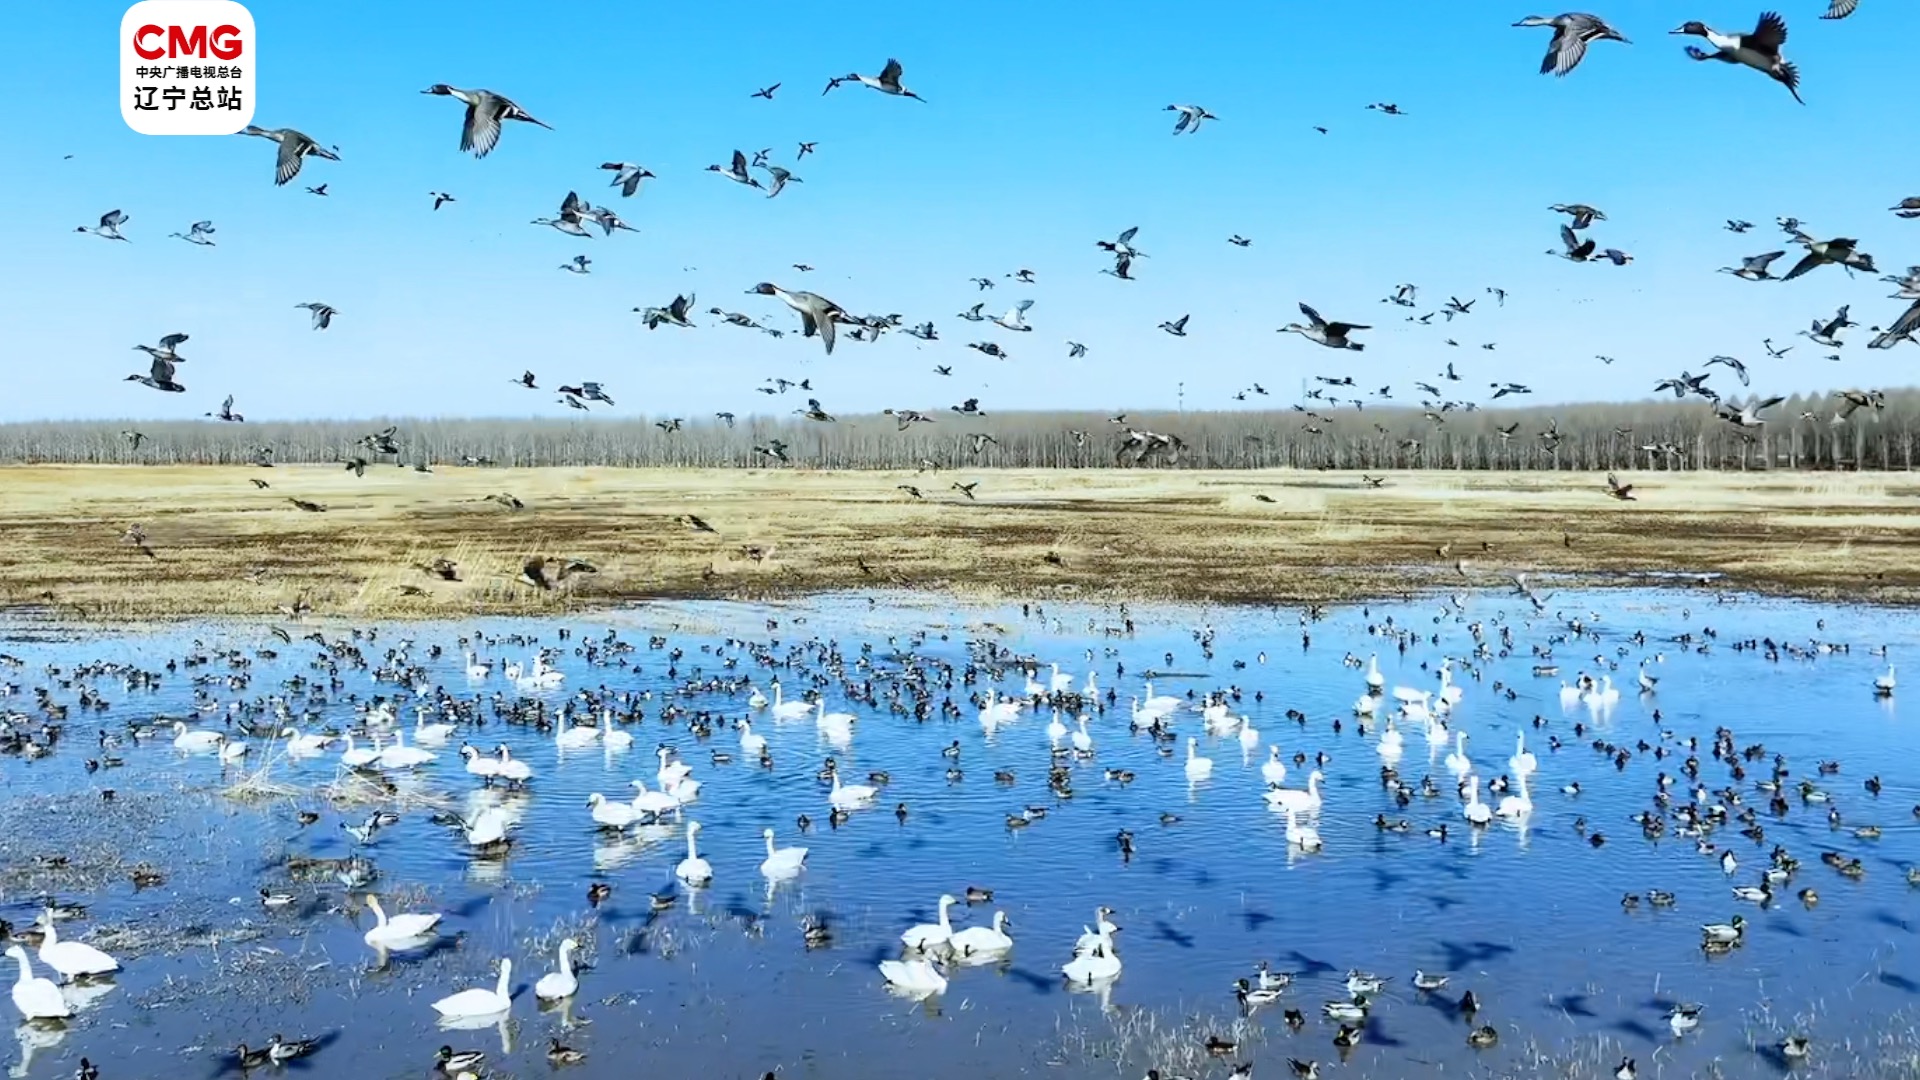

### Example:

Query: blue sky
xmin=3 ymin=1 xmax=1916 ymax=423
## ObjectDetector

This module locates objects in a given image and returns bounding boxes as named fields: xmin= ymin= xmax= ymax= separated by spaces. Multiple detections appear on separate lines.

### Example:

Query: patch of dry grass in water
xmin=5 ymin=465 xmax=1920 ymax=617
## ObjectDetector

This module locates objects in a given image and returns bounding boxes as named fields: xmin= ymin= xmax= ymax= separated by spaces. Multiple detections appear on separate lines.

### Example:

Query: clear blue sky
xmin=3 ymin=1 xmax=1915 ymax=423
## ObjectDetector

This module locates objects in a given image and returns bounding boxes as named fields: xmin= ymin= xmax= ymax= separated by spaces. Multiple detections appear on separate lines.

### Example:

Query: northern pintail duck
xmin=967 ymin=341 xmax=1010 ymax=359
xmin=77 ymin=209 xmax=130 ymax=241
xmin=1165 ymin=104 xmax=1218 ymax=134
xmin=1672 ymin=13 xmax=1803 ymax=104
xmin=824 ymin=58 xmax=925 ymax=101
xmin=1823 ymin=0 xmax=1859 ymax=16
xmin=1719 ymin=250 xmax=1785 ymax=281
xmin=1096 ymin=225 xmax=1146 ymax=258
xmin=1514 ymin=14 xmax=1630 ymax=76
xmin=430 ymin=191 xmax=455 ymax=210
xmin=560 ymin=255 xmax=591 ymax=274
xmin=957 ymin=302 xmax=987 ymax=321
xmin=637 ymin=293 xmax=697 ymax=329
xmin=1716 ymin=395 xmax=1785 ymax=428
xmin=239 ymin=126 xmax=340 ymax=185
xmin=126 ymin=354 xmax=185 ymax=392
xmin=532 ymin=191 xmax=594 ymax=237
xmin=1869 ymin=299 xmax=1920 ymax=349
xmin=600 ymin=162 xmax=655 ymax=197
xmin=709 ymin=149 xmax=763 ymax=188
xmin=747 ymin=283 xmax=848 ymax=354
xmin=1549 ymin=223 xmax=1598 ymax=261
xmin=1067 ymin=341 xmax=1087 ymax=357
xmin=559 ymin=382 xmax=615 ymax=406
xmin=134 ymin=332 xmax=188 ymax=365
xmin=1800 ymin=305 xmax=1853 ymax=347
xmin=421 ymin=85 xmax=551 ymax=157
xmin=1890 ymin=197 xmax=1920 ymax=220
xmin=170 ymin=220 xmax=216 ymax=246
xmin=1281 ymin=302 xmax=1368 ymax=350
xmin=1550 ymin=203 xmax=1606 ymax=229
xmin=1783 ymin=236 xmax=1873 ymax=280
xmin=990 ymin=299 xmax=1034 ymax=331
xmin=759 ymin=164 xmax=802 ymax=198
xmin=295 ymin=302 xmax=337 ymax=330
xmin=1702 ymin=354 xmax=1749 ymax=385
xmin=1159 ymin=314 xmax=1190 ymax=336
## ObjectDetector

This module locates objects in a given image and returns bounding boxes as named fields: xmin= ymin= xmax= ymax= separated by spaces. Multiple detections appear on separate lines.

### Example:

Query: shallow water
xmin=0 ymin=588 xmax=1916 ymax=1079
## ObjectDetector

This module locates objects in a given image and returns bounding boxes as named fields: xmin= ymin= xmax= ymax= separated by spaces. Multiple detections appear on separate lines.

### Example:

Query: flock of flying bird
xmin=81 ymin=7 xmax=1919 ymax=475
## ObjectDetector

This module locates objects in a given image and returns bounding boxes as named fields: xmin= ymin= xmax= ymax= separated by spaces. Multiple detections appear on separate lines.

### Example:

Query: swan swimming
xmin=5 ymin=946 xmax=69 ymax=1020
xmin=902 ymin=894 xmax=958 ymax=951
xmin=432 ymin=958 xmax=512 ymax=1019
xmin=363 ymin=894 xmax=442 ymax=948
xmin=759 ymin=827 xmax=809 ymax=877
xmin=534 ymin=939 xmax=580 ymax=1001
xmin=878 ymin=955 xmax=948 ymax=996
xmin=171 ymin=722 xmax=222 ymax=752
xmin=1184 ymin=737 xmax=1213 ymax=780
xmin=950 ymin=911 xmax=1014 ymax=958
xmin=1261 ymin=746 xmax=1287 ymax=786
xmin=769 ymin=683 xmax=813 ymax=720
xmin=36 ymin=917 xmax=119 ymax=980
xmin=675 ymin=820 xmax=713 ymax=885
xmin=1265 ymin=769 xmax=1323 ymax=814
xmin=1509 ymin=731 xmax=1538 ymax=778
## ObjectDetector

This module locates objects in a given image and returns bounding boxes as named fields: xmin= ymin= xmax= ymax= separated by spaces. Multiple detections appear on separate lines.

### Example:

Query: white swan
xmin=1238 ymin=719 xmax=1260 ymax=751
xmin=172 ymin=722 xmax=222 ymax=752
xmin=1353 ymin=693 xmax=1378 ymax=717
xmin=1377 ymin=719 xmax=1404 ymax=757
xmin=555 ymin=718 xmax=599 ymax=750
xmin=1130 ymin=697 xmax=1168 ymax=729
xmin=36 ymin=918 xmax=118 ymax=980
xmin=1072 ymin=908 xmax=1120 ymax=956
xmin=1875 ymin=665 xmax=1896 ymax=694
xmin=586 ymin=711 xmax=628 ymax=751
xmin=281 ymin=727 xmax=332 ymax=754
xmin=1496 ymin=772 xmax=1533 ymax=819
xmin=675 ymin=820 xmax=712 ymax=884
xmin=414 ymin=710 xmax=457 ymax=744
xmin=950 ymin=911 xmax=1014 ymax=958
xmin=901 ymin=894 xmax=958 ymax=951
xmin=1462 ymin=776 xmax=1493 ymax=825
xmin=1285 ymin=808 xmax=1323 ymax=851
xmin=340 ymin=734 xmax=382 ymax=769
xmin=465 ymin=806 xmax=512 ymax=847
xmin=464 ymin=651 xmax=489 ymax=680
xmin=829 ymin=769 xmax=877 ymax=809
xmin=1071 ymin=716 xmax=1094 ymax=754
xmin=5 ymin=947 xmax=69 ymax=1020
xmin=460 ymin=743 xmax=500 ymax=781
xmin=1509 ymin=731 xmax=1537 ymax=778
xmin=1261 ymin=746 xmax=1287 ymax=786
xmin=1583 ymin=675 xmax=1620 ymax=708
xmin=655 ymin=745 xmax=692 ymax=788
xmin=878 ymin=955 xmax=948 ymax=996
xmin=1265 ymin=769 xmax=1323 ymax=814
xmin=1558 ymin=680 xmax=1583 ymax=708
xmin=1062 ymin=928 xmax=1121 ymax=984
xmin=814 ymin=700 xmax=856 ymax=738
xmin=363 ymin=894 xmax=442 ymax=947
xmin=534 ymin=939 xmax=579 ymax=1001
xmin=1444 ymin=731 xmax=1473 ymax=777
xmin=759 ymin=827 xmax=808 ymax=877
xmin=1365 ymin=653 xmax=1385 ymax=691
xmin=769 ymin=683 xmax=813 ymax=720
xmin=1046 ymin=710 xmax=1068 ymax=744
xmin=629 ymin=779 xmax=679 ymax=816
xmin=979 ymin=688 xmax=1021 ymax=725
xmin=494 ymin=746 xmax=532 ymax=785
xmin=1184 ymin=737 xmax=1213 ymax=780
xmin=432 ymin=958 xmax=511 ymax=1019
xmin=377 ymin=728 xmax=436 ymax=769
xmin=588 ymin=792 xmax=641 ymax=829
xmin=516 ymin=656 xmax=564 ymax=691
xmin=1049 ymin=663 xmax=1074 ymax=693
xmin=748 ymin=685 xmax=769 ymax=709
xmin=738 ymin=720 xmax=767 ymax=756
xmin=1141 ymin=682 xmax=1181 ymax=714
xmin=1437 ymin=662 xmax=1464 ymax=706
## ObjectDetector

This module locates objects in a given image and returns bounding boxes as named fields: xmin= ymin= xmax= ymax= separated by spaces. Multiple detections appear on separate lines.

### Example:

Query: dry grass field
xmin=2 ymin=465 xmax=1916 ymax=618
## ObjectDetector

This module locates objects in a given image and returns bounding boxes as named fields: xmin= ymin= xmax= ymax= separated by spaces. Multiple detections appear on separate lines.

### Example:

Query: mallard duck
xmin=1235 ymin=977 xmax=1282 ymax=1008
xmin=1667 ymin=1002 xmax=1703 ymax=1034
xmin=1701 ymin=915 xmax=1746 ymax=942
xmin=547 ymin=1038 xmax=587 ymax=1065
xmin=434 ymin=1046 xmax=486 ymax=1073
xmin=1468 ymin=1025 xmax=1500 ymax=1047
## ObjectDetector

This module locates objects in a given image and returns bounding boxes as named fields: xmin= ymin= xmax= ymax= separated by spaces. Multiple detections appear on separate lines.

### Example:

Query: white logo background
xmin=120 ymin=0 xmax=256 ymax=135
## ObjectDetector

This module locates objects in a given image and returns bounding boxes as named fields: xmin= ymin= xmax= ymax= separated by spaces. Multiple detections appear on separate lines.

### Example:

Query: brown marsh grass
xmin=2 ymin=464 xmax=1918 ymax=618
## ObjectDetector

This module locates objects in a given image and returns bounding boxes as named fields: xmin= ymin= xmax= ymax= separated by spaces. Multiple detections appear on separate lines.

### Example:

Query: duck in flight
xmin=420 ymin=85 xmax=551 ymax=157
xmin=1228 ymin=235 xmax=1251 ymax=247
xmin=239 ymin=126 xmax=340 ymax=185
xmin=1672 ymin=12 xmax=1803 ymax=104
xmin=1719 ymin=250 xmax=1786 ymax=281
xmin=991 ymin=300 xmax=1035 ymax=332
xmin=708 ymin=150 xmax=763 ymax=189
xmin=759 ymin=164 xmax=802 ymax=198
xmin=1280 ymin=303 xmax=1368 ymax=351
xmin=1782 ymin=237 xmax=1873 ymax=281
xmin=747 ymin=283 xmax=848 ymax=354
xmin=126 ymin=355 xmax=184 ymax=392
xmin=1514 ymin=13 xmax=1630 ymax=76
xmin=1549 ymin=223 xmax=1598 ymax=261
xmin=600 ymin=162 xmax=656 ymax=198
xmin=170 ymin=220 xmax=216 ymax=246
xmin=532 ymin=191 xmax=595 ymax=237
xmin=560 ymin=255 xmax=591 ymax=274
xmin=296 ymin=302 xmax=337 ymax=330
xmin=134 ymin=333 xmax=188 ymax=365
xmin=1550 ymin=203 xmax=1606 ymax=230
xmin=1160 ymin=314 xmax=1190 ymax=336
xmin=824 ymin=59 xmax=925 ymax=101
xmin=637 ymin=293 xmax=697 ymax=330
xmin=207 ymin=395 xmax=243 ymax=422
xmin=1166 ymin=104 xmax=1218 ymax=134
xmin=77 ymin=209 xmax=130 ymax=241
xmin=430 ymin=191 xmax=455 ymax=211
xmin=751 ymin=83 xmax=781 ymax=100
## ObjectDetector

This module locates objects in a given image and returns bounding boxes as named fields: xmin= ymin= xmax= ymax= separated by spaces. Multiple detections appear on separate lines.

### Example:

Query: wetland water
xmin=0 ymin=589 xmax=1915 ymax=1079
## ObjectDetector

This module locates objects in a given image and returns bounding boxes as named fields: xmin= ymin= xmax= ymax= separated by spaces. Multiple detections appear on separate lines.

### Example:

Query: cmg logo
xmin=121 ymin=1 xmax=256 ymax=135
xmin=131 ymin=23 xmax=246 ymax=61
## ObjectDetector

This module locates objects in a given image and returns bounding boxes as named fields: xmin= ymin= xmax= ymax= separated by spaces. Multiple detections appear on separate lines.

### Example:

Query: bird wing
xmin=151 ymin=356 xmax=176 ymax=382
xmin=1298 ymin=302 xmax=1327 ymax=329
xmin=159 ymin=332 xmax=189 ymax=349
xmin=1823 ymin=0 xmax=1860 ymax=17
xmin=462 ymin=97 xmax=505 ymax=158
xmin=1750 ymin=11 xmax=1789 ymax=51
xmin=1544 ymin=25 xmax=1591 ymax=77
xmin=1559 ymin=224 xmax=1580 ymax=253
xmin=1755 ymin=395 xmax=1785 ymax=411
xmin=880 ymin=58 xmax=905 ymax=86
xmin=731 ymin=149 xmax=749 ymax=174
xmin=1780 ymin=251 xmax=1823 ymax=281
xmin=273 ymin=133 xmax=309 ymax=185
xmin=1015 ymin=298 xmax=1034 ymax=315
xmin=1117 ymin=227 xmax=1138 ymax=244
xmin=1748 ymin=250 xmax=1786 ymax=271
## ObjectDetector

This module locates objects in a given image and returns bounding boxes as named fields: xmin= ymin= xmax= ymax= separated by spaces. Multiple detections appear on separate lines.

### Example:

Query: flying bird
xmin=429 ymin=191 xmax=455 ymax=210
xmin=600 ymin=162 xmax=656 ymax=198
xmin=1281 ymin=303 xmax=1369 ymax=351
xmin=239 ymin=126 xmax=340 ymax=185
xmin=295 ymin=302 xmax=337 ymax=330
xmin=421 ymin=85 xmax=551 ymax=157
xmin=1513 ymin=13 xmax=1631 ymax=76
xmin=170 ymin=220 xmax=216 ymax=245
xmin=824 ymin=59 xmax=925 ymax=101
xmin=1165 ymin=104 xmax=1218 ymax=134
xmin=77 ymin=209 xmax=131 ymax=241
xmin=751 ymin=83 xmax=781 ymax=100
xmin=1672 ymin=12 xmax=1803 ymax=104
